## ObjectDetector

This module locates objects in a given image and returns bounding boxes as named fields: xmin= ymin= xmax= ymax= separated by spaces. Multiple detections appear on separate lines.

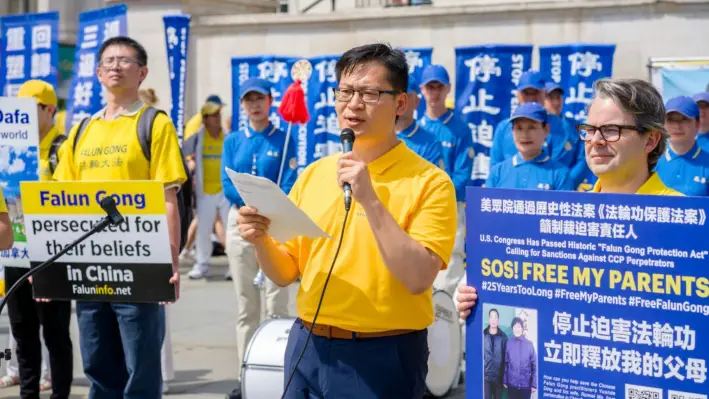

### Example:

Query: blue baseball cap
xmin=240 ymin=78 xmax=272 ymax=99
xmin=666 ymin=96 xmax=700 ymax=119
xmin=510 ymin=102 xmax=548 ymax=124
xmin=693 ymin=92 xmax=709 ymax=105
xmin=545 ymin=81 xmax=564 ymax=94
xmin=517 ymin=70 xmax=545 ymax=91
xmin=407 ymin=74 xmax=419 ymax=93
xmin=206 ymin=94 xmax=223 ymax=106
xmin=420 ymin=64 xmax=450 ymax=86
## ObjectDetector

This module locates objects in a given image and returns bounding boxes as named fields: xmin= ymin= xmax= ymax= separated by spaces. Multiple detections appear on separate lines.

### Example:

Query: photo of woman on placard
xmin=505 ymin=317 xmax=538 ymax=399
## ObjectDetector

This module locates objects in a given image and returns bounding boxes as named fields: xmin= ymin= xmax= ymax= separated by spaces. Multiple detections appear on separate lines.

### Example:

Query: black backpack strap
xmin=137 ymin=106 xmax=166 ymax=162
xmin=48 ymin=134 xmax=67 ymax=174
xmin=72 ymin=117 xmax=91 ymax=154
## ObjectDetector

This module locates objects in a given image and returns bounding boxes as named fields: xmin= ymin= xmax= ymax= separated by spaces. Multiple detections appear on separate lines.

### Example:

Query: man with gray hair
xmin=455 ymin=78 xmax=680 ymax=321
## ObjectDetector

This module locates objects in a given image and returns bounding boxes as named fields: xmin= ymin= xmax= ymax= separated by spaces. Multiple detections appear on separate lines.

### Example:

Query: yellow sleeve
xmin=54 ymin=111 xmax=66 ymax=135
xmin=183 ymin=113 xmax=202 ymax=141
xmin=0 ymin=187 xmax=7 ymax=213
xmin=406 ymin=171 xmax=458 ymax=268
xmin=150 ymin=113 xmax=188 ymax=187
xmin=52 ymin=123 xmax=80 ymax=181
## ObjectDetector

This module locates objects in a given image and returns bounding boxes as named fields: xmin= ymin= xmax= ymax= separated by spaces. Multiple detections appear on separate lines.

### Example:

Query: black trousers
xmin=484 ymin=380 xmax=504 ymax=399
xmin=5 ymin=267 xmax=73 ymax=399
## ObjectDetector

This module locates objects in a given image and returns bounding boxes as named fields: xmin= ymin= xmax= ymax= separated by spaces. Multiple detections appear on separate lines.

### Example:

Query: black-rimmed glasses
xmin=333 ymin=88 xmax=400 ymax=104
xmin=577 ymin=123 xmax=646 ymax=142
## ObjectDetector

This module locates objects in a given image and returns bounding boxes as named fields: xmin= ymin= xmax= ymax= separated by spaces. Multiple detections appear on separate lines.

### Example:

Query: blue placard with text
xmin=65 ymin=4 xmax=127 ymax=131
xmin=0 ymin=11 xmax=59 ymax=97
xmin=466 ymin=186 xmax=709 ymax=399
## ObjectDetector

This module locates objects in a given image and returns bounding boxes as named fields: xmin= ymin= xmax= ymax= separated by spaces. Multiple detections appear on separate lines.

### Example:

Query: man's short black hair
xmin=489 ymin=308 xmax=499 ymax=317
xmin=98 ymin=36 xmax=148 ymax=67
xmin=335 ymin=43 xmax=408 ymax=93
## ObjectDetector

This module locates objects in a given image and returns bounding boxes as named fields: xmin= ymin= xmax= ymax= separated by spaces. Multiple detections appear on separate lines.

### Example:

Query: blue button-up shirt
xmin=420 ymin=110 xmax=473 ymax=201
xmin=485 ymin=151 xmax=573 ymax=191
xmin=654 ymin=143 xmax=709 ymax=196
xmin=490 ymin=114 xmax=586 ymax=187
xmin=221 ymin=123 xmax=298 ymax=207
xmin=396 ymin=121 xmax=443 ymax=167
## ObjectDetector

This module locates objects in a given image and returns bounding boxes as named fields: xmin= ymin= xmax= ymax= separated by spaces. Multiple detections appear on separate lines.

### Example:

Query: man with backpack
xmin=53 ymin=36 xmax=186 ymax=398
xmin=2 ymin=80 xmax=74 ymax=399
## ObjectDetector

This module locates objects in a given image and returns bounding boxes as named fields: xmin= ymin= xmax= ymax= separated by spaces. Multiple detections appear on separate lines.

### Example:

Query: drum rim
xmin=426 ymin=289 xmax=463 ymax=397
xmin=240 ymin=316 xmax=297 ymax=393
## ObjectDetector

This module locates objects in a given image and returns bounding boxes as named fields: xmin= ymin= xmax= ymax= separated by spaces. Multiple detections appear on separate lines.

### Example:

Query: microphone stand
xmin=0 ymin=216 xmax=113 ymax=364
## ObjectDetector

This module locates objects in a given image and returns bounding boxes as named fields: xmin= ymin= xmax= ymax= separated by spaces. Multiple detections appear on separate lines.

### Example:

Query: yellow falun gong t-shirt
xmin=0 ymin=187 xmax=7 ymax=213
xmin=282 ymin=142 xmax=458 ymax=332
xmin=38 ymin=126 xmax=65 ymax=181
xmin=53 ymin=103 xmax=187 ymax=187
xmin=201 ymin=132 xmax=224 ymax=195
xmin=592 ymin=173 xmax=682 ymax=196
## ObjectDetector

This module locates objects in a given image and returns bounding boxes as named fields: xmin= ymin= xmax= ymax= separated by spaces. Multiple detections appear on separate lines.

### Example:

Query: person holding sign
xmin=485 ymin=102 xmax=573 ymax=191
xmin=236 ymin=43 xmax=457 ymax=399
xmin=456 ymin=78 xmax=682 ymax=320
xmin=394 ymin=75 xmax=443 ymax=167
xmin=1 ymin=80 xmax=74 ymax=399
xmin=654 ymin=96 xmax=709 ymax=196
xmin=220 ymin=77 xmax=295 ymax=399
xmin=52 ymin=36 xmax=186 ymax=398
xmin=419 ymin=64 xmax=473 ymax=296
xmin=490 ymin=71 xmax=585 ymax=189
xmin=693 ymin=92 xmax=709 ymax=152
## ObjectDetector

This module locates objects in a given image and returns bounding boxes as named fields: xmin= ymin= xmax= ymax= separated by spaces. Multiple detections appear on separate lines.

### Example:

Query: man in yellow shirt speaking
xmin=237 ymin=43 xmax=458 ymax=398
xmin=53 ymin=36 xmax=186 ymax=398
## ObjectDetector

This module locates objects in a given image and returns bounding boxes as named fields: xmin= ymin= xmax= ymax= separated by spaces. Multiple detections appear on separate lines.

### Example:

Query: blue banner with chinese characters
xmin=65 ymin=4 xmax=127 ymax=131
xmin=401 ymin=47 xmax=432 ymax=119
xmin=466 ymin=186 xmax=709 ymax=399
xmin=163 ymin=14 xmax=190 ymax=142
xmin=454 ymin=45 xmax=533 ymax=187
xmin=0 ymin=11 xmax=59 ymax=97
xmin=539 ymin=44 xmax=616 ymax=123
xmin=302 ymin=55 xmax=339 ymax=171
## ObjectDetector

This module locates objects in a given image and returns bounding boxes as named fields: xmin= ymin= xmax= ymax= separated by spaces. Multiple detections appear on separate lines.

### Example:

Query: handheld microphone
xmin=340 ymin=128 xmax=355 ymax=211
xmin=100 ymin=197 xmax=125 ymax=226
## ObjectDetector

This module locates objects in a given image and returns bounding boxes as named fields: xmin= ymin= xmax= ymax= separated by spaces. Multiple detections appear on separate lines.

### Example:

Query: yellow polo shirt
xmin=0 ymin=187 xmax=7 ymax=213
xmin=202 ymin=131 xmax=224 ymax=195
xmin=53 ymin=102 xmax=187 ymax=187
xmin=592 ymin=172 xmax=682 ymax=196
xmin=38 ymin=126 xmax=65 ymax=181
xmin=282 ymin=142 xmax=457 ymax=332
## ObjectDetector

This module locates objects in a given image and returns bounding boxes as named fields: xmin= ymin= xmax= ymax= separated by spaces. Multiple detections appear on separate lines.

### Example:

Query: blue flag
xmin=302 ymin=55 xmax=340 ymax=170
xmin=230 ymin=55 xmax=296 ymax=134
xmin=466 ymin=186 xmax=709 ymax=399
xmin=539 ymin=44 xmax=616 ymax=123
xmin=65 ymin=4 xmax=127 ymax=132
xmin=163 ymin=14 xmax=190 ymax=142
xmin=0 ymin=11 xmax=59 ymax=96
xmin=401 ymin=47 xmax=432 ymax=119
xmin=454 ymin=45 xmax=533 ymax=186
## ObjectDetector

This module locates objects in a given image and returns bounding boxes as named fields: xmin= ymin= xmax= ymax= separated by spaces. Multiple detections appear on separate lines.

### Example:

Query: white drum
xmin=426 ymin=290 xmax=463 ymax=397
xmin=241 ymin=317 xmax=296 ymax=399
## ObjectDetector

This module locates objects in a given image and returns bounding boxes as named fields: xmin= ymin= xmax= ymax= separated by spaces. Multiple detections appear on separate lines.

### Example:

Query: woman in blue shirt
xmin=485 ymin=102 xmax=573 ymax=191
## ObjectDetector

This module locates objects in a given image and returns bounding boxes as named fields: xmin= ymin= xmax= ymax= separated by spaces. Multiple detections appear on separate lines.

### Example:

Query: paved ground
xmin=0 ymin=256 xmax=466 ymax=398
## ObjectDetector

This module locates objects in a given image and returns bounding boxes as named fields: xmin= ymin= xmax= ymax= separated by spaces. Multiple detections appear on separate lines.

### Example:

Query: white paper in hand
xmin=225 ymin=168 xmax=330 ymax=243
